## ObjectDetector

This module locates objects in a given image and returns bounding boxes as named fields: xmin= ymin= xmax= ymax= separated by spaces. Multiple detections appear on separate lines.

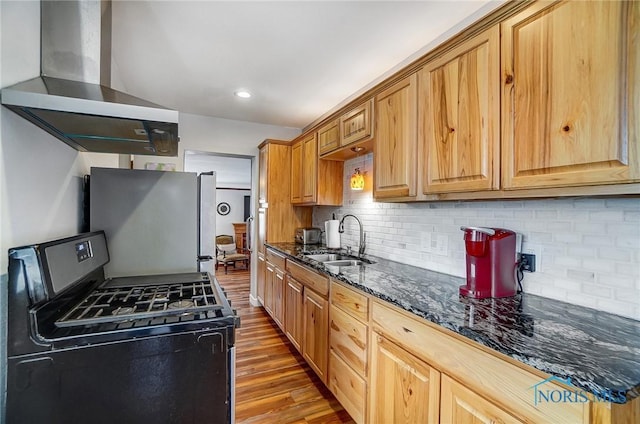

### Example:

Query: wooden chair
xmin=215 ymin=235 xmax=250 ymax=274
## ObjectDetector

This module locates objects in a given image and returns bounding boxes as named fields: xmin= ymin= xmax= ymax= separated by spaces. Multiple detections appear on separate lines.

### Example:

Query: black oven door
xmin=7 ymin=329 xmax=230 ymax=424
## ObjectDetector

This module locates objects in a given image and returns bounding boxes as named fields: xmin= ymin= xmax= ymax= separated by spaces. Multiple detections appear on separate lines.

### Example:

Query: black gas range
xmin=6 ymin=231 xmax=239 ymax=424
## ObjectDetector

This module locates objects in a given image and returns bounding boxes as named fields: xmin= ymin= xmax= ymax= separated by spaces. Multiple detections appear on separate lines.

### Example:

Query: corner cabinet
xmin=420 ymin=25 xmax=500 ymax=194
xmin=374 ymin=73 xmax=418 ymax=199
xmin=291 ymin=133 xmax=343 ymax=206
xmin=501 ymin=0 xmax=640 ymax=189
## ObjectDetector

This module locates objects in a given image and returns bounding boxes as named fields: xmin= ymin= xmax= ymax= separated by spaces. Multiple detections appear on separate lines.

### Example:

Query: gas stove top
xmin=56 ymin=272 xmax=225 ymax=327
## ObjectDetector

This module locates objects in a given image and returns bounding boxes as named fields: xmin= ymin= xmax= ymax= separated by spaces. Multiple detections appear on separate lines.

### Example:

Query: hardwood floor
xmin=215 ymin=269 xmax=355 ymax=424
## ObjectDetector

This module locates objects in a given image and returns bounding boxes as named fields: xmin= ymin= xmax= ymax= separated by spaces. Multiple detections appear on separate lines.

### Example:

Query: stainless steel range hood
xmin=0 ymin=1 xmax=179 ymax=156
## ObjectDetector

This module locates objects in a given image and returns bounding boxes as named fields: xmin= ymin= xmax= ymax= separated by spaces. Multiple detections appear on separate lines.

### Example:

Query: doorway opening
xmin=184 ymin=150 xmax=254 ymax=277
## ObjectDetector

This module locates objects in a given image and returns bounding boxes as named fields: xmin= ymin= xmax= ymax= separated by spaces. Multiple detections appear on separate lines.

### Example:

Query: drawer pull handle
xmin=402 ymin=326 xmax=413 ymax=333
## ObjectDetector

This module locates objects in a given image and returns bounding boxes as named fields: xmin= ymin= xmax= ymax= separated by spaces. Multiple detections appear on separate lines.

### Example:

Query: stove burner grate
xmin=55 ymin=279 xmax=224 ymax=328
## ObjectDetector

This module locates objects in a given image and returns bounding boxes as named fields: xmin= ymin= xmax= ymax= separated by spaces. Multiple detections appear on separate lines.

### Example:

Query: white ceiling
xmin=111 ymin=1 xmax=503 ymax=129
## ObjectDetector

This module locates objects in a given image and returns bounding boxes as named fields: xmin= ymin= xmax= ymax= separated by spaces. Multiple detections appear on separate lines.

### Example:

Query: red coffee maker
xmin=460 ymin=227 xmax=517 ymax=299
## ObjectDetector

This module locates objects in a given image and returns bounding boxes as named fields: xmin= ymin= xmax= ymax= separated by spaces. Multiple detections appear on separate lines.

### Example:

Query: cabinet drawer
xmin=266 ymin=248 xmax=286 ymax=270
xmin=286 ymin=260 xmax=329 ymax=297
xmin=329 ymin=350 xmax=366 ymax=424
xmin=331 ymin=281 xmax=368 ymax=322
xmin=330 ymin=304 xmax=367 ymax=376
xmin=372 ymin=301 xmax=589 ymax=424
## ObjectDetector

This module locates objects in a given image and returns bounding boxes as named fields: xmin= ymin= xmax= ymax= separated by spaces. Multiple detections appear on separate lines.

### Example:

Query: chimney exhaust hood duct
xmin=0 ymin=1 xmax=179 ymax=156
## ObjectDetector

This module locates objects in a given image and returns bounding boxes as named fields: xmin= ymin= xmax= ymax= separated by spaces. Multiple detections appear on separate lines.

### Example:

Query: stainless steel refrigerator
xmin=90 ymin=167 xmax=216 ymax=277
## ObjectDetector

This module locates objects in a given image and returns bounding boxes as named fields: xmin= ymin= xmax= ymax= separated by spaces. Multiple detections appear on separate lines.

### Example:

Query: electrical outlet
xmin=521 ymin=253 xmax=536 ymax=272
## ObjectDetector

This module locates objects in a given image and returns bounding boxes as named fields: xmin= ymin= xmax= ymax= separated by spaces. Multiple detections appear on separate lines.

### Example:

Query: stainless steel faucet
xmin=338 ymin=214 xmax=366 ymax=257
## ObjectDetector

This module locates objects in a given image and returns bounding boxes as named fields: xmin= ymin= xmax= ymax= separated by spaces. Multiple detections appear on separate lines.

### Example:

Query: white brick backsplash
xmin=313 ymin=154 xmax=640 ymax=320
xmin=597 ymin=274 xmax=636 ymax=289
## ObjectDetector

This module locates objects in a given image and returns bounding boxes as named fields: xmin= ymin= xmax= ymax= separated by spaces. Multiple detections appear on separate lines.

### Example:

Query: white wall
xmin=0 ymin=2 xmax=116 ymax=421
xmin=314 ymin=154 xmax=640 ymax=321
xmin=216 ymin=189 xmax=250 ymax=237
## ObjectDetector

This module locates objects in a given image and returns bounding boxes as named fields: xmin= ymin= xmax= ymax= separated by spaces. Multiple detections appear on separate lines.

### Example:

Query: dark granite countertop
xmin=266 ymin=242 xmax=640 ymax=404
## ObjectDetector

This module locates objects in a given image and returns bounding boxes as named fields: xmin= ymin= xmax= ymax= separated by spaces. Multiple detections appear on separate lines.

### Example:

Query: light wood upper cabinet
xmin=290 ymin=140 xmax=303 ymax=203
xmin=258 ymin=146 xmax=268 ymax=204
xmin=318 ymin=119 xmax=340 ymax=156
xmin=257 ymin=139 xmax=311 ymax=252
xmin=341 ymin=100 xmax=373 ymax=147
xmin=369 ymin=333 xmax=440 ymax=424
xmin=420 ymin=25 xmax=500 ymax=193
xmin=301 ymin=134 xmax=318 ymax=203
xmin=374 ymin=73 xmax=418 ymax=199
xmin=501 ymin=0 xmax=640 ymax=189
xmin=440 ymin=375 xmax=523 ymax=424
xmin=291 ymin=133 xmax=343 ymax=206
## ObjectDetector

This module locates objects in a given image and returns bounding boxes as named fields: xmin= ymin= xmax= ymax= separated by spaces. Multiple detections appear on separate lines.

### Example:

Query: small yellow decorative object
xmin=350 ymin=168 xmax=365 ymax=190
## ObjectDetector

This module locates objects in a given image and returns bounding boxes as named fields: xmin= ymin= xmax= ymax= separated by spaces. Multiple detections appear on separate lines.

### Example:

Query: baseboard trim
xmin=249 ymin=293 xmax=261 ymax=307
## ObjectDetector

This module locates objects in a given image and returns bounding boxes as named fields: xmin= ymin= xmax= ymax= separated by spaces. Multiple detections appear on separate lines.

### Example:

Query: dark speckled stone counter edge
xmin=265 ymin=242 xmax=640 ymax=404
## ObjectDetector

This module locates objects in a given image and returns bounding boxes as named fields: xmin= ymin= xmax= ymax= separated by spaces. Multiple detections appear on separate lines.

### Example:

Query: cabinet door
xmin=340 ymin=100 xmax=373 ymax=147
xmin=318 ymin=119 xmax=340 ymax=155
xmin=258 ymin=145 xmax=268 ymax=204
xmin=421 ymin=25 xmax=500 ymax=193
xmin=502 ymin=1 xmax=640 ymax=189
xmin=256 ymin=252 xmax=266 ymax=305
xmin=369 ymin=333 xmax=440 ymax=424
xmin=290 ymin=141 xmax=303 ymax=203
xmin=303 ymin=288 xmax=328 ymax=383
xmin=264 ymin=261 xmax=275 ymax=316
xmin=273 ymin=267 xmax=285 ymax=330
xmin=374 ymin=74 xmax=418 ymax=199
xmin=284 ymin=276 xmax=304 ymax=352
xmin=441 ymin=374 xmax=523 ymax=424
xmin=302 ymin=134 xmax=318 ymax=203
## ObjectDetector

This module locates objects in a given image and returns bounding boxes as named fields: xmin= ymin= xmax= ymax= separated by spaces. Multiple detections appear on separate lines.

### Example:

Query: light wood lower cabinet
xmin=264 ymin=248 xmax=286 ymax=330
xmin=440 ymin=374 xmax=523 ymax=424
xmin=371 ymin=300 xmax=589 ymax=424
xmin=284 ymin=276 xmax=304 ymax=352
xmin=303 ymin=288 xmax=329 ymax=383
xmin=273 ymin=267 xmax=285 ymax=330
xmin=264 ymin=261 xmax=274 ymax=316
xmin=256 ymin=252 xmax=265 ymax=305
xmin=329 ymin=350 xmax=367 ymax=424
xmin=263 ymin=256 xmax=637 ymax=424
xmin=369 ymin=333 xmax=441 ymax=424
xmin=329 ymin=305 xmax=367 ymax=375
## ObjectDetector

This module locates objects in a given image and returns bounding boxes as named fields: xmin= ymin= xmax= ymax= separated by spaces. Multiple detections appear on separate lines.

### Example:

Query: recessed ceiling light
xmin=235 ymin=90 xmax=251 ymax=98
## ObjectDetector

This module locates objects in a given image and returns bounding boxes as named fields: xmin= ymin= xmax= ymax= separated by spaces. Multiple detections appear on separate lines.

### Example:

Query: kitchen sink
xmin=323 ymin=259 xmax=363 ymax=267
xmin=304 ymin=253 xmax=374 ymax=266
xmin=304 ymin=254 xmax=351 ymax=262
